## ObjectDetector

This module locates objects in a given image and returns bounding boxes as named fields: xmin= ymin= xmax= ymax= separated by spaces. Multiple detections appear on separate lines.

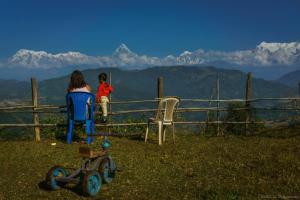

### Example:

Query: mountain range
xmin=0 ymin=66 xmax=296 ymax=107
xmin=0 ymin=42 xmax=300 ymax=80
xmin=277 ymin=69 xmax=300 ymax=87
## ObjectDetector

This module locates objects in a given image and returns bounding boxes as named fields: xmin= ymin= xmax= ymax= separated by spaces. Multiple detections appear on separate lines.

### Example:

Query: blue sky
xmin=0 ymin=0 xmax=299 ymax=58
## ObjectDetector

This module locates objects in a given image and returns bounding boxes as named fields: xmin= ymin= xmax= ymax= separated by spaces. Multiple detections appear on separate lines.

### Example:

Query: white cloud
xmin=2 ymin=41 xmax=300 ymax=69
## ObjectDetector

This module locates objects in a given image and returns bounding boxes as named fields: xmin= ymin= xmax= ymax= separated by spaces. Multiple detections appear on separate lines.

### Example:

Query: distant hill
xmin=0 ymin=66 xmax=297 ymax=106
xmin=0 ymin=79 xmax=31 ymax=105
xmin=277 ymin=69 xmax=300 ymax=88
xmin=36 ymin=66 xmax=296 ymax=105
xmin=0 ymin=66 xmax=297 ymax=131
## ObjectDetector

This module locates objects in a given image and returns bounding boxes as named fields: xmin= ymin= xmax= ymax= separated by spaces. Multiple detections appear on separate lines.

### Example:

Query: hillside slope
xmin=277 ymin=69 xmax=300 ymax=87
xmin=0 ymin=79 xmax=31 ymax=105
xmin=0 ymin=66 xmax=296 ymax=105
xmin=38 ymin=66 xmax=296 ymax=105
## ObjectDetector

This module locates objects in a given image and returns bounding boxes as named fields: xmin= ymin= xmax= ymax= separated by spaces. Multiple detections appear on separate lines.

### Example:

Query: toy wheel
xmin=99 ymin=158 xmax=116 ymax=184
xmin=82 ymin=171 xmax=101 ymax=197
xmin=46 ymin=165 xmax=67 ymax=190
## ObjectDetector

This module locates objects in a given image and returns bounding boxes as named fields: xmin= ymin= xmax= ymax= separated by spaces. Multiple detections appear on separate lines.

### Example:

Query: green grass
xmin=0 ymin=131 xmax=300 ymax=199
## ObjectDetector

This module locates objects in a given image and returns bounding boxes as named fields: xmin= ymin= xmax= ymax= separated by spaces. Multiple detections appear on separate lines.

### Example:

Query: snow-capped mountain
xmin=254 ymin=42 xmax=300 ymax=66
xmin=110 ymin=44 xmax=160 ymax=67
xmin=113 ymin=43 xmax=134 ymax=56
xmin=9 ymin=49 xmax=97 ymax=68
xmin=4 ymin=41 xmax=300 ymax=69
xmin=172 ymin=42 xmax=300 ymax=67
xmin=1 ymin=41 xmax=300 ymax=80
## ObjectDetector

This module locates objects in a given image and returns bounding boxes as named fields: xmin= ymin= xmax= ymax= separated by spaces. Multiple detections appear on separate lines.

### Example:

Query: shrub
xmin=224 ymin=102 xmax=264 ymax=135
xmin=40 ymin=114 xmax=68 ymax=140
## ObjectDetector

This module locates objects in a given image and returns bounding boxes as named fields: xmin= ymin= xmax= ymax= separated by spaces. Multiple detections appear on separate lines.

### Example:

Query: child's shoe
xmin=101 ymin=117 xmax=107 ymax=123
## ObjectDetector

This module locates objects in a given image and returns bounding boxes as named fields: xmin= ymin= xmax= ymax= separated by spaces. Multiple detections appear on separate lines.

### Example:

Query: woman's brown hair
xmin=68 ymin=70 xmax=87 ymax=92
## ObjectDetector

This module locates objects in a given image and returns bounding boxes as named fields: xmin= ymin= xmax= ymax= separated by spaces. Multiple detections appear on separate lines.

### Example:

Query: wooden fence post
xmin=108 ymin=72 xmax=112 ymax=138
xmin=296 ymin=81 xmax=300 ymax=117
xmin=298 ymin=81 xmax=300 ymax=96
xmin=216 ymin=77 xmax=220 ymax=136
xmin=245 ymin=72 xmax=252 ymax=135
xmin=157 ymin=77 xmax=164 ymax=98
xmin=157 ymin=77 xmax=164 ymax=145
xmin=31 ymin=78 xmax=41 ymax=142
xmin=205 ymin=83 xmax=216 ymax=135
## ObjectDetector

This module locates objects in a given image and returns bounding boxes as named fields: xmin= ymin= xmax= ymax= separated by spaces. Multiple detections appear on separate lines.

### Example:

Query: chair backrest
xmin=155 ymin=96 xmax=180 ymax=123
xmin=66 ymin=92 xmax=95 ymax=121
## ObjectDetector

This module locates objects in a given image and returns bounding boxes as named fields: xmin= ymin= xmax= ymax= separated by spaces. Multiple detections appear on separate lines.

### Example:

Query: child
xmin=96 ymin=73 xmax=113 ymax=123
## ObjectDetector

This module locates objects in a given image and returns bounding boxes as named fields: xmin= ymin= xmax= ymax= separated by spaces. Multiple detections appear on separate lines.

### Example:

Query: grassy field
xmin=0 ymin=130 xmax=300 ymax=199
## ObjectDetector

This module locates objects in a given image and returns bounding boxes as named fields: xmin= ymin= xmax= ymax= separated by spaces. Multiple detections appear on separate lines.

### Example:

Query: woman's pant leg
xmin=100 ymin=96 xmax=109 ymax=117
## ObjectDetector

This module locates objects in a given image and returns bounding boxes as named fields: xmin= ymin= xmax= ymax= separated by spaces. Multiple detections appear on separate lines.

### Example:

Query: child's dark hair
xmin=98 ymin=73 xmax=107 ymax=82
xmin=68 ymin=70 xmax=86 ymax=91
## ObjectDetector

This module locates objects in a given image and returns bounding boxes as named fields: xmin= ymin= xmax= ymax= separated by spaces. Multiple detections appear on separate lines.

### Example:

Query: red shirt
xmin=96 ymin=82 xmax=113 ymax=101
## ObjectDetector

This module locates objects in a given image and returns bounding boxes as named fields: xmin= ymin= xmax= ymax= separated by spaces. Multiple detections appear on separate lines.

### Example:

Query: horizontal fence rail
xmin=0 ymin=98 xmax=299 ymax=121
xmin=1 ymin=102 xmax=300 ymax=113
xmin=0 ymin=74 xmax=299 ymax=141
xmin=0 ymin=121 xmax=270 ymax=128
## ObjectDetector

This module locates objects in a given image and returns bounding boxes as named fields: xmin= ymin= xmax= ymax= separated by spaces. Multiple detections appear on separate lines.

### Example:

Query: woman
xmin=68 ymin=70 xmax=91 ymax=92
xmin=66 ymin=70 xmax=93 ymax=144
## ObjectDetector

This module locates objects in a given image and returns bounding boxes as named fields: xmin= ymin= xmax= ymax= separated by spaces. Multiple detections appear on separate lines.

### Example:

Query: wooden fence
xmin=0 ymin=73 xmax=300 ymax=141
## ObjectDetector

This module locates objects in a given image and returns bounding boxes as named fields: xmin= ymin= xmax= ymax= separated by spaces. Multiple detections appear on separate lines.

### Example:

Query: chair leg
xmin=145 ymin=123 xmax=149 ymax=142
xmin=86 ymin=120 xmax=91 ymax=145
xmin=163 ymin=125 xmax=166 ymax=143
xmin=158 ymin=121 xmax=162 ymax=145
xmin=172 ymin=123 xmax=175 ymax=144
xmin=91 ymin=121 xmax=95 ymax=143
xmin=67 ymin=120 xmax=74 ymax=144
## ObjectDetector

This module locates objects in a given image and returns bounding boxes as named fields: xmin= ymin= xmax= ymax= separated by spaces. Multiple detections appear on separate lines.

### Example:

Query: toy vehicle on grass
xmin=46 ymin=140 xmax=116 ymax=196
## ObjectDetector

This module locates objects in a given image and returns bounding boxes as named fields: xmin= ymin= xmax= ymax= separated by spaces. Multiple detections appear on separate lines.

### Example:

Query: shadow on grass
xmin=38 ymin=180 xmax=51 ymax=191
xmin=253 ymin=125 xmax=300 ymax=139
xmin=67 ymin=184 xmax=84 ymax=197
xmin=126 ymin=134 xmax=144 ymax=141
xmin=38 ymin=180 xmax=83 ymax=196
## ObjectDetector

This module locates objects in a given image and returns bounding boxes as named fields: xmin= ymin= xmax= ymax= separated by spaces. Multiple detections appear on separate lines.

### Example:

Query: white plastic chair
xmin=144 ymin=96 xmax=180 ymax=145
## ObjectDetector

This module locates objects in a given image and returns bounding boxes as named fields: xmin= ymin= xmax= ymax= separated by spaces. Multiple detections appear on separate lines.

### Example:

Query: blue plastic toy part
xmin=82 ymin=171 xmax=102 ymax=197
xmin=101 ymin=139 xmax=111 ymax=150
xmin=46 ymin=165 xmax=67 ymax=190
xmin=66 ymin=92 xmax=95 ymax=144
xmin=99 ymin=156 xmax=116 ymax=184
